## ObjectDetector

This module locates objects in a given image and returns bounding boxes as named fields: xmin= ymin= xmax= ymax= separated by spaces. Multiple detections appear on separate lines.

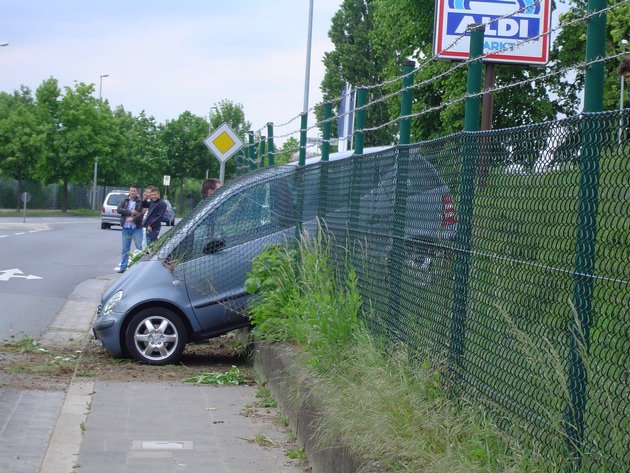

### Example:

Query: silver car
xmin=92 ymin=147 xmax=456 ymax=365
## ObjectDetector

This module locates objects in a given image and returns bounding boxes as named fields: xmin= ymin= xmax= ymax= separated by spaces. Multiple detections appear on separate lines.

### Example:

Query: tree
xmin=368 ymin=0 xmax=561 ymax=142
xmin=317 ymin=0 xmax=394 ymax=147
xmin=160 ymin=111 xmax=209 ymax=210
xmin=0 ymin=87 xmax=44 ymax=209
xmin=275 ymin=137 xmax=300 ymax=165
xmin=106 ymin=107 xmax=166 ymax=189
xmin=549 ymin=0 xmax=630 ymax=113
xmin=40 ymin=82 xmax=113 ymax=210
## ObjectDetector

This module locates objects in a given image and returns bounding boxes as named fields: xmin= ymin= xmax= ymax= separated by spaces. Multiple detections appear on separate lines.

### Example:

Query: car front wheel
xmin=125 ymin=308 xmax=187 ymax=365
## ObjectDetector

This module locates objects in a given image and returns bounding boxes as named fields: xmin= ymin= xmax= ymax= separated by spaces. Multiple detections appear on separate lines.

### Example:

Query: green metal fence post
xmin=321 ymin=102 xmax=332 ymax=162
xmin=387 ymin=60 xmax=415 ymax=342
xmin=267 ymin=123 xmax=275 ymax=167
xmin=318 ymin=102 xmax=332 ymax=220
xmin=259 ymin=136 xmax=266 ymax=168
xmin=354 ymin=88 xmax=367 ymax=155
xmin=565 ymin=0 xmax=606 ymax=465
xmin=299 ymin=113 xmax=308 ymax=166
xmin=296 ymin=113 xmax=308 ymax=238
xmin=248 ymin=131 xmax=256 ymax=171
xmin=449 ymin=23 xmax=485 ymax=390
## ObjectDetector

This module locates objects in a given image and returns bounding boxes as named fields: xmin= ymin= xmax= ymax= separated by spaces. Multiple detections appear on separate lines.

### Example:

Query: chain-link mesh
xmin=157 ymin=109 xmax=628 ymax=471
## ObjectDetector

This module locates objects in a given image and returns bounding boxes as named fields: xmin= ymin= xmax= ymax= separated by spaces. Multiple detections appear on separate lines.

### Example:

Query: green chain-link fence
xmin=162 ymin=108 xmax=628 ymax=471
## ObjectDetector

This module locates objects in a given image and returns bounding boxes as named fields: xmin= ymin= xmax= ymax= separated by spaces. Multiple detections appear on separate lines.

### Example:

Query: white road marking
xmin=0 ymin=268 xmax=43 ymax=281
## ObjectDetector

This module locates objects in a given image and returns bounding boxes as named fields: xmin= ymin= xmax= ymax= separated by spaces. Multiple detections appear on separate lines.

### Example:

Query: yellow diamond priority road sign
xmin=204 ymin=123 xmax=244 ymax=163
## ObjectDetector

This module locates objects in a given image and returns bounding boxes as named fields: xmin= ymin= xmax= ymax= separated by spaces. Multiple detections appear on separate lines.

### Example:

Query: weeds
xmin=182 ymin=365 xmax=248 ymax=385
xmin=247 ymin=225 xmax=558 ymax=472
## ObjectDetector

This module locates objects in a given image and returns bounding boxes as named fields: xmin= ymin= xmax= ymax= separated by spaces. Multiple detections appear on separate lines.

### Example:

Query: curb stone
xmin=254 ymin=341 xmax=366 ymax=473
xmin=38 ymin=276 xmax=118 ymax=473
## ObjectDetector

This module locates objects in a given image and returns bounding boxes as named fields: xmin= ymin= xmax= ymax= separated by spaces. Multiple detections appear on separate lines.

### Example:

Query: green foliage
xmin=550 ymin=0 xmax=630 ymax=113
xmin=0 ymin=76 xmax=251 ymax=201
xmin=0 ymin=337 xmax=48 ymax=354
xmin=247 ymin=227 xmax=553 ymax=470
xmin=246 ymin=231 xmax=361 ymax=368
xmin=318 ymin=0 xmax=394 ymax=146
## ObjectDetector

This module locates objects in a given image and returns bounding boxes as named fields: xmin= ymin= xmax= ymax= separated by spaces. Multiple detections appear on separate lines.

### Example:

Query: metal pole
xmin=449 ymin=23 xmax=485 ymax=390
xmin=248 ymin=131 xmax=256 ymax=171
xmin=387 ymin=60 xmax=415 ymax=343
xmin=93 ymin=74 xmax=109 ymax=210
xmin=259 ymin=136 xmax=266 ymax=168
xmin=267 ymin=123 xmax=275 ymax=166
xmin=302 ymin=0 xmax=314 ymax=114
xmin=481 ymin=63 xmax=495 ymax=131
xmin=353 ymin=88 xmax=367 ymax=155
xmin=619 ymin=40 xmax=628 ymax=143
xmin=299 ymin=113 xmax=308 ymax=166
xmin=321 ymin=103 xmax=332 ymax=162
xmin=567 ymin=0 xmax=607 ymax=463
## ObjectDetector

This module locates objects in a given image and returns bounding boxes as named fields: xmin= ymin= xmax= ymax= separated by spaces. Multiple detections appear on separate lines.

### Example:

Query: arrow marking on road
xmin=0 ymin=268 xmax=43 ymax=281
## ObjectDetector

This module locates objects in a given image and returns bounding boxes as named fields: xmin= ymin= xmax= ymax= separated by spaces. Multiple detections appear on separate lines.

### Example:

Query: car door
xmin=174 ymin=178 xmax=297 ymax=337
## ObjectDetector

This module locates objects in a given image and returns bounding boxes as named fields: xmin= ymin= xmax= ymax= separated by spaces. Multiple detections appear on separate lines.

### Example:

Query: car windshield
xmin=106 ymin=194 xmax=126 ymax=206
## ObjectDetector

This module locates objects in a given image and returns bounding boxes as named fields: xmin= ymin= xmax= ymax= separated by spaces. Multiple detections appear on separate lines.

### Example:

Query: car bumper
xmin=92 ymin=304 xmax=126 ymax=357
xmin=101 ymin=215 xmax=120 ymax=226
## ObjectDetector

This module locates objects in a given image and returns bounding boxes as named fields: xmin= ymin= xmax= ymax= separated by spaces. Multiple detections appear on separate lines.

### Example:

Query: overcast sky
xmin=0 ymin=0 xmax=343 ymax=140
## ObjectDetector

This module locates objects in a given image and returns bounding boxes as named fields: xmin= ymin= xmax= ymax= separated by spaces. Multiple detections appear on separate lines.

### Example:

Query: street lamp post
xmin=93 ymin=74 xmax=109 ymax=210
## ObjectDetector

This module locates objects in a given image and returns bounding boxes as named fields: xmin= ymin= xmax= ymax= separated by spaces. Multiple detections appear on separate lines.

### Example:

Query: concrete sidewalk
xmin=2 ymin=275 xmax=304 ymax=473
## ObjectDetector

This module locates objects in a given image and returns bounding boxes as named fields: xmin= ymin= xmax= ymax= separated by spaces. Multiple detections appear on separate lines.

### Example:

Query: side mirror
xmin=203 ymin=235 xmax=226 ymax=254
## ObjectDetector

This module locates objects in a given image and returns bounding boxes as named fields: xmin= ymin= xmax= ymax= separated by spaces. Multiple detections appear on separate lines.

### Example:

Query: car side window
xmin=182 ymin=181 xmax=287 ymax=261
xmin=213 ymin=182 xmax=273 ymax=247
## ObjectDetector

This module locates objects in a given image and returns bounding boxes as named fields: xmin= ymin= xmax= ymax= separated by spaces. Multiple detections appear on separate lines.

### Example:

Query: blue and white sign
xmin=433 ymin=0 xmax=552 ymax=65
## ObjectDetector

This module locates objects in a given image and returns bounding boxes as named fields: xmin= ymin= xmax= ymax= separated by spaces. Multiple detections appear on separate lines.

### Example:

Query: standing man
xmin=200 ymin=178 xmax=222 ymax=199
xmin=116 ymin=186 xmax=143 ymax=273
xmin=144 ymin=187 xmax=167 ymax=245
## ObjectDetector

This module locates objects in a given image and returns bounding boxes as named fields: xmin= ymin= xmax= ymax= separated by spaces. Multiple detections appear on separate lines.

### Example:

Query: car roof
xmin=296 ymin=146 xmax=393 ymax=167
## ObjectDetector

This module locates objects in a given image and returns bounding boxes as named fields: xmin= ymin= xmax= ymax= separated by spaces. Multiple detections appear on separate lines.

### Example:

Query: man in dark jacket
xmin=144 ymin=187 xmax=167 ymax=245
xmin=116 ymin=186 xmax=143 ymax=273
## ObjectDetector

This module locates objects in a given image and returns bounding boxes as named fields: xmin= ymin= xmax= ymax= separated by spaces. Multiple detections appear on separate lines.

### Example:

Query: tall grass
xmin=246 ymin=226 xmax=555 ymax=471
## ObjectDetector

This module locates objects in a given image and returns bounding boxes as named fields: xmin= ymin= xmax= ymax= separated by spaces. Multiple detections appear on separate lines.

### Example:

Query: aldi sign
xmin=433 ymin=0 xmax=552 ymax=65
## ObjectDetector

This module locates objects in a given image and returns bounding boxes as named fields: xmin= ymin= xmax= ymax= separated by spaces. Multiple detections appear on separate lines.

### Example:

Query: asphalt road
xmin=0 ymin=217 xmax=131 ymax=342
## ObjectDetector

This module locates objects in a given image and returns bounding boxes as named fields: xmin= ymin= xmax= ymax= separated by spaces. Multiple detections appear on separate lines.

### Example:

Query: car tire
xmin=101 ymin=222 xmax=108 ymax=230
xmin=125 ymin=308 xmax=187 ymax=365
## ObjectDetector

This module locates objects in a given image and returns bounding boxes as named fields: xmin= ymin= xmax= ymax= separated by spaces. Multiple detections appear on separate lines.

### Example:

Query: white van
xmin=100 ymin=190 xmax=128 ymax=229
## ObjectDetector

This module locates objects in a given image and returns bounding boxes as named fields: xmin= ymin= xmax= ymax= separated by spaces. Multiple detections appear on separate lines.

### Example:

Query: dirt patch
xmin=0 ymin=332 xmax=253 ymax=390
xmin=0 ymin=333 xmax=309 ymax=471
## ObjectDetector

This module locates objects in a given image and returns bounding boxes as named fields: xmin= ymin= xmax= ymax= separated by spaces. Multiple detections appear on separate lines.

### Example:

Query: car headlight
xmin=102 ymin=291 xmax=123 ymax=316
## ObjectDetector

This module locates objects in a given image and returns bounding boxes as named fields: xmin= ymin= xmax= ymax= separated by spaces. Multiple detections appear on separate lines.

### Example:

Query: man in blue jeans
xmin=144 ymin=187 xmax=167 ymax=245
xmin=116 ymin=186 xmax=143 ymax=273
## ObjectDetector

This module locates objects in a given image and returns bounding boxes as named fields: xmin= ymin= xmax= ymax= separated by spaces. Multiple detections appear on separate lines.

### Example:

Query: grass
xmin=0 ymin=338 xmax=81 ymax=375
xmin=246 ymin=228 xmax=562 ymax=472
xmin=182 ymin=365 xmax=249 ymax=385
xmin=0 ymin=208 xmax=99 ymax=217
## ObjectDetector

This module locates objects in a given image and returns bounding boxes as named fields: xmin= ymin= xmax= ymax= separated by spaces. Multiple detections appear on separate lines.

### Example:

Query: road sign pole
xmin=220 ymin=162 xmax=225 ymax=184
